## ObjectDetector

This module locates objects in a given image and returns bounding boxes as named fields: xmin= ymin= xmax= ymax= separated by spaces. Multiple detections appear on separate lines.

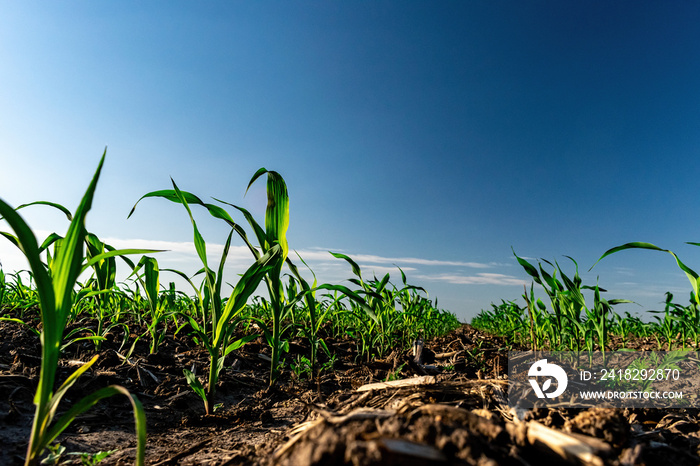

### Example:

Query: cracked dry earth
xmin=2 ymin=318 xmax=700 ymax=465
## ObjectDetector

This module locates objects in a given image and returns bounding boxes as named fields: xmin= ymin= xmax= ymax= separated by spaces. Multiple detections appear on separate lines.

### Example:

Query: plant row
xmin=472 ymin=250 xmax=700 ymax=353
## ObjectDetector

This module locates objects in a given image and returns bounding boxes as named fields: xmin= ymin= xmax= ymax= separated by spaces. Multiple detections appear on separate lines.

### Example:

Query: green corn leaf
xmin=0 ymin=231 xmax=22 ymax=250
xmin=59 ymin=336 xmax=106 ymax=352
xmin=263 ymin=170 xmax=289 ymax=257
xmin=46 ymin=153 xmax=105 ymax=352
xmin=294 ymin=252 xmax=317 ymax=289
xmin=183 ymin=368 xmax=208 ymax=403
xmin=581 ymin=285 xmax=608 ymax=292
xmin=562 ymin=255 xmax=583 ymax=288
xmin=181 ymin=315 xmax=214 ymax=355
xmin=223 ymin=334 xmax=257 ymax=356
xmin=139 ymin=256 xmax=160 ymax=311
xmin=347 ymin=277 xmax=363 ymax=288
xmin=43 ymin=385 xmax=146 ymax=466
xmin=313 ymin=283 xmax=378 ymax=323
xmin=239 ymin=168 xmax=289 ymax=259
xmin=330 ymin=251 xmax=363 ymax=280
xmin=538 ymin=263 xmax=560 ymax=293
xmin=0 ymin=204 xmax=55 ymax=322
xmin=170 ymin=179 xmax=211 ymax=274
xmin=0 ymin=317 xmax=40 ymax=336
xmin=555 ymin=262 xmax=577 ymax=293
xmin=160 ymin=268 xmax=202 ymax=299
xmin=375 ymin=273 xmax=391 ymax=294
xmin=129 ymin=188 xmax=250 ymax=238
xmin=12 ymin=200 xmax=73 ymax=221
xmin=608 ymin=299 xmax=635 ymax=305
xmin=38 ymin=233 xmax=63 ymax=254
xmin=85 ymin=234 xmax=118 ymax=292
xmin=213 ymin=230 xmax=235 ymax=318
xmin=214 ymin=244 xmax=283 ymax=346
xmin=397 ymin=266 xmax=408 ymax=286
xmin=245 ymin=167 xmax=270 ymax=194
xmin=47 ymin=355 xmax=100 ymax=422
xmin=81 ymin=248 xmax=164 ymax=274
xmin=512 ymin=249 xmax=542 ymax=285
xmin=400 ymin=284 xmax=428 ymax=295
xmin=214 ymin=199 xmax=267 ymax=256
xmin=592 ymin=242 xmax=700 ymax=306
xmin=287 ymin=252 xmax=319 ymax=336
xmin=128 ymin=189 xmax=208 ymax=219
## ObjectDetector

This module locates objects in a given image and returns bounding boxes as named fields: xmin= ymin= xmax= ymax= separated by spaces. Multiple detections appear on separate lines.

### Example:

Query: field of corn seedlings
xmin=2 ymin=153 xmax=700 ymax=466
xmin=473 ymin=251 xmax=700 ymax=354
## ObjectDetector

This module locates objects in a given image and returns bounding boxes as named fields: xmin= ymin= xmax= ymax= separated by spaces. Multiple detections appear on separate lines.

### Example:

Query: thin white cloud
xmin=355 ymin=264 xmax=418 ymax=276
xmin=488 ymin=262 xmax=515 ymax=267
xmin=352 ymin=254 xmax=492 ymax=268
xmin=414 ymin=272 xmax=528 ymax=286
xmin=292 ymin=250 xmax=492 ymax=268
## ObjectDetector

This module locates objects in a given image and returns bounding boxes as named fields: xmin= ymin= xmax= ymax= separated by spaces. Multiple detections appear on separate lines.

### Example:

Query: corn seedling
xmin=130 ymin=168 xmax=292 ymax=386
xmin=126 ymin=256 xmax=175 ymax=354
xmin=315 ymin=253 xmax=384 ymax=361
xmin=130 ymin=177 xmax=281 ymax=412
xmin=0 ymin=152 xmax=151 ymax=466
xmin=214 ymin=168 xmax=291 ymax=385
xmin=284 ymin=251 xmax=336 ymax=383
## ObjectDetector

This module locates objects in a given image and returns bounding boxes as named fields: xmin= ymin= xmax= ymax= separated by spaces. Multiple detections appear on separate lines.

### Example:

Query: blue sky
xmin=2 ymin=1 xmax=700 ymax=321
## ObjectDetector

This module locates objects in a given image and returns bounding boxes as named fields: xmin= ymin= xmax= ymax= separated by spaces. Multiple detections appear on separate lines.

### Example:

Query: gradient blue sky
xmin=2 ymin=1 xmax=700 ymax=321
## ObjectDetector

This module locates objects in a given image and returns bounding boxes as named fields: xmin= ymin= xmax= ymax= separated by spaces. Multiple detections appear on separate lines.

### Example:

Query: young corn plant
xmin=80 ymin=233 xmax=124 ymax=350
xmin=0 ymin=152 xmax=149 ymax=466
xmin=393 ymin=266 xmax=455 ymax=345
xmin=584 ymin=285 xmax=618 ymax=357
xmin=132 ymin=168 xmax=294 ymax=386
xmin=521 ymin=284 xmax=546 ymax=350
xmin=646 ymin=292 xmax=686 ymax=350
xmin=285 ymin=252 xmax=336 ymax=383
xmin=214 ymin=169 xmax=291 ymax=385
xmin=677 ymin=293 xmax=700 ymax=348
xmin=128 ymin=256 xmax=172 ymax=353
xmin=315 ymin=252 xmax=382 ymax=361
xmin=130 ymin=177 xmax=281 ymax=412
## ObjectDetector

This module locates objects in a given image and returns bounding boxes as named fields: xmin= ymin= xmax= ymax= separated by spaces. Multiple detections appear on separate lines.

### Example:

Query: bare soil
xmin=1 ymin=315 xmax=699 ymax=465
